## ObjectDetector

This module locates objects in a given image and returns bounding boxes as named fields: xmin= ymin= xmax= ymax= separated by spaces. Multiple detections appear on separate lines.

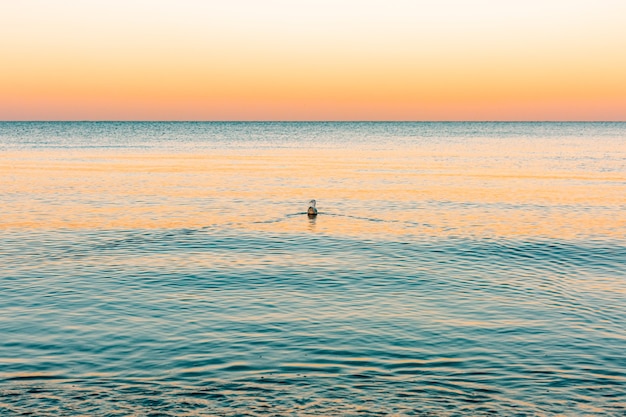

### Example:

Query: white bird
xmin=307 ymin=199 xmax=318 ymax=216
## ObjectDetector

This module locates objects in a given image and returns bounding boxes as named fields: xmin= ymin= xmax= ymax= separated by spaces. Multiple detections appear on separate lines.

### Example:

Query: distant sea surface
xmin=1 ymin=122 xmax=625 ymax=416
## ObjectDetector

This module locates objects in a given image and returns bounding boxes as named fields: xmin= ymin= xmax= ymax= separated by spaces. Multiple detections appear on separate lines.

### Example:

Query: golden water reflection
xmin=2 ymin=145 xmax=624 ymax=240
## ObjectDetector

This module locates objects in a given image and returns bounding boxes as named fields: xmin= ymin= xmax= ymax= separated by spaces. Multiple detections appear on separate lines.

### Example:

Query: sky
xmin=1 ymin=0 xmax=625 ymax=121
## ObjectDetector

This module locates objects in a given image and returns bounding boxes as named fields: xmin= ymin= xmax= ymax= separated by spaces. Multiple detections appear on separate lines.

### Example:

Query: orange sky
xmin=1 ymin=0 xmax=625 ymax=120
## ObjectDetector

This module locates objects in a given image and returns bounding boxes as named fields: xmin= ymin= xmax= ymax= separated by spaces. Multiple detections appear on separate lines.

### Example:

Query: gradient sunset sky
xmin=2 ymin=0 xmax=625 ymax=121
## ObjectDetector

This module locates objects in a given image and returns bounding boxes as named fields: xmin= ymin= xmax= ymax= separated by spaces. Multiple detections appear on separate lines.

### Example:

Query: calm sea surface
xmin=1 ymin=122 xmax=625 ymax=416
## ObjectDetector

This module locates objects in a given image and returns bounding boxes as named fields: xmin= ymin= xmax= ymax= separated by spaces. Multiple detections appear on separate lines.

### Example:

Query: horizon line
xmin=1 ymin=120 xmax=625 ymax=123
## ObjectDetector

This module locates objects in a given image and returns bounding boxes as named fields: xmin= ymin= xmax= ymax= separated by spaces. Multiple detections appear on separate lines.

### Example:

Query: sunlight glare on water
xmin=1 ymin=122 xmax=625 ymax=416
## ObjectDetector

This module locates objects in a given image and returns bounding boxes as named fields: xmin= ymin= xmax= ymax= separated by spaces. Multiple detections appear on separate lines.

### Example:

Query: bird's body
xmin=307 ymin=199 xmax=318 ymax=216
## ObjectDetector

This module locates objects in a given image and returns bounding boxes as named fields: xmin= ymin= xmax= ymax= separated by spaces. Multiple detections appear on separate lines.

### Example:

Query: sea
xmin=1 ymin=122 xmax=625 ymax=416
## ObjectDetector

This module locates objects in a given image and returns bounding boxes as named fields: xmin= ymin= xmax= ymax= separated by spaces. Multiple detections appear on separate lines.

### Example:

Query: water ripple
xmin=2 ymin=225 xmax=625 ymax=415
xmin=2 ymin=122 xmax=625 ymax=415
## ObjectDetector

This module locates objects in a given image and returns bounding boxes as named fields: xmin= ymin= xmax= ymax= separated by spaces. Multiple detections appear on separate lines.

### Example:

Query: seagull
xmin=307 ymin=199 xmax=318 ymax=216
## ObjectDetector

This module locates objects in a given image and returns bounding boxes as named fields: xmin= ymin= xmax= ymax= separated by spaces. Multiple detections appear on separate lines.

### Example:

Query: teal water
xmin=1 ymin=122 xmax=625 ymax=416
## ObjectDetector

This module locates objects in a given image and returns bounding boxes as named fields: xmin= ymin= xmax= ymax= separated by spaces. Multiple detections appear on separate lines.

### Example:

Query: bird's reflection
xmin=307 ymin=213 xmax=317 ymax=231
